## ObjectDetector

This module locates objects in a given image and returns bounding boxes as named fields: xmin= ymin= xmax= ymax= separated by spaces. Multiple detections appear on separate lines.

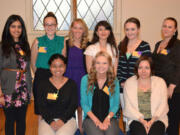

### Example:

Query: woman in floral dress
xmin=0 ymin=15 xmax=32 ymax=135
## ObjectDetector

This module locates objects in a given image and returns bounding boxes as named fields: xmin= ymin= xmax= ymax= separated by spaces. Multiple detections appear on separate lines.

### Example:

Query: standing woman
xmin=152 ymin=17 xmax=180 ymax=135
xmin=0 ymin=15 xmax=32 ymax=135
xmin=81 ymin=51 xmax=121 ymax=135
xmin=117 ymin=17 xmax=151 ymax=123
xmin=84 ymin=20 xmax=118 ymax=74
xmin=62 ymin=18 xmax=89 ymax=134
xmin=31 ymin=12 xmax=64 ymax=115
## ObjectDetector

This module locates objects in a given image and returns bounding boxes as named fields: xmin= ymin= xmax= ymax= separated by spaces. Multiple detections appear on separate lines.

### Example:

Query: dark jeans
xmin=33 ymin=68 xmax=51 ymax=114
xmin=166 ymin=93 xmax=180 ymax=135
xmin=3 ymin=105 xmax=28 ymax=135
xmin=130 ymin=120 xmax=165 ymax=135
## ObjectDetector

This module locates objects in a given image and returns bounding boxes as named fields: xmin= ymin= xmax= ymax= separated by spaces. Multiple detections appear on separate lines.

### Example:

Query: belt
xmin=3 ymin=68 xmax=26 ymax=83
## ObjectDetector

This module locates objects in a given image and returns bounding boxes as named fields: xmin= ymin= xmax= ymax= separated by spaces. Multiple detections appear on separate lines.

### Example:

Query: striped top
xmin=117 ymin=41 xmax=151 ymax=93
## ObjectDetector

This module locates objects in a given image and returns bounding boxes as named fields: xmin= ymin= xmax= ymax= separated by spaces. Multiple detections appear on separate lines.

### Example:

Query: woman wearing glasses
xmin=31 ymin=12 xmax=64 ymax=115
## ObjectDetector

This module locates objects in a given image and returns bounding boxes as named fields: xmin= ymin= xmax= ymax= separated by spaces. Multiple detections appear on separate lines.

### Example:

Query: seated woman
xmin=123 ymin=56 xmax=168 ymax=135
xmin=37 ymin=54 xmax=78 ymax=135
xmin=81 ymin=51 xmax=121 ymax=135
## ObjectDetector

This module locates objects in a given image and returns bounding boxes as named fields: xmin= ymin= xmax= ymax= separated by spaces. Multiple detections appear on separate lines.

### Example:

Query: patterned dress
xmin=4 ymin=44 xmax=30 ymax=108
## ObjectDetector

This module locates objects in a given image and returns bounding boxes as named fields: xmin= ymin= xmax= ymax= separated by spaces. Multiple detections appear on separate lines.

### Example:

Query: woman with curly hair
xmin=80 ymin=51 xmax=121 ymax=135
xmin=62 ymin=18 xmax=89 ymax=134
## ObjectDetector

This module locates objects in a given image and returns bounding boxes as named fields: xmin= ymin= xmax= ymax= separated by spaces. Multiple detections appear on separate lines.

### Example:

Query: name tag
xmin=19 ymin=50 xmax=25 ymax=56
xmin=160 ymin=49 xmax=169 ymax=55
xmin=103 ymin=86 xmax=109 ymax=96
xmin=47 ymin=93 xmax=58 ymax=100
xmin=38 ymin=47 xmax=47 ymax=53
xmin=132 ymin=51 xmax=142 ymax=58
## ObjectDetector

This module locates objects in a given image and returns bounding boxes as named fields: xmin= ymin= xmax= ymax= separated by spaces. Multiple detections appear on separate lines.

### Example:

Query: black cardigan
xmin=152 ymin=39 xmax=180 ymax=93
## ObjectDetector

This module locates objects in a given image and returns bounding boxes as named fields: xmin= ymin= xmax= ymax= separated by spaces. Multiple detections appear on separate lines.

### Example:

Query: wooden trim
xmin=72 ymin=0 xmax=77 ymax=20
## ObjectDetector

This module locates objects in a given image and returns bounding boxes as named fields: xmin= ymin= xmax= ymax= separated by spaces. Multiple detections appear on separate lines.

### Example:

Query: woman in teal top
xmin=81 ymin=51 xmax=121 ymax=135
xmin=31 ymin=12 xmax=64 ymax=114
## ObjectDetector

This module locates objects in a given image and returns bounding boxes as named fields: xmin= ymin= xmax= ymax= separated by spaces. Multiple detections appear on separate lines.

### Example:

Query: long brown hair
xmin=68 ymin=18 xmax=89 ymax=49
xmin=87 ymin=51 xmax=116 ymax=95
xmin=119 ymin=17 xmax=140 ymax=56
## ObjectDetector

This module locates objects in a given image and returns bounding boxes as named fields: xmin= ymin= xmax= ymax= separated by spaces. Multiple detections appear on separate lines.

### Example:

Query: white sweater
xmin=123 ymin=75 xmax=169 ymax=128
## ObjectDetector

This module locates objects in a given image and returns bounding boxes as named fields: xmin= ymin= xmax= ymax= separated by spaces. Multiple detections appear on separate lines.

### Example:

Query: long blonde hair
xmin=87 ymin=51 xmax=116 ymax=95
xmin=68 ymin=18 xmax=89 ymax=49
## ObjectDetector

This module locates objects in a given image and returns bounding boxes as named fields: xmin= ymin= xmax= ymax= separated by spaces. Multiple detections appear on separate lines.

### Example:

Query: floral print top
xmin=3 ymin=44 xmax=30 ymax=108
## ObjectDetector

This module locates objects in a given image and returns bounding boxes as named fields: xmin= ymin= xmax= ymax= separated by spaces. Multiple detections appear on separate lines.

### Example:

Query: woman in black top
xmin=37 ymin=54 xmax=78 ymax=135
xmin=152 ymin=17 xmax=180 ymax=135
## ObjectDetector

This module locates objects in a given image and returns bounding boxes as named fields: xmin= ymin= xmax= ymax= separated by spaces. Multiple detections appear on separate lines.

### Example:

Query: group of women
xmin=0 ymin=11 xmax=179 ymax=135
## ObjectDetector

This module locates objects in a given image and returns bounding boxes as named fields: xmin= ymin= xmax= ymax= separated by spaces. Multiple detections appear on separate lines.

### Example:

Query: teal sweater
xmin=80 ymin=74 xmax=120 ymax=119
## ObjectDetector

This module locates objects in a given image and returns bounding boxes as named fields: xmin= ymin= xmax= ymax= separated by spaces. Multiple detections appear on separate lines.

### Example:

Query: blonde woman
xmin=62 ymin=18 xmax=89 ymax=134
xmin=81 ymin=51 xmax=121 ymax=135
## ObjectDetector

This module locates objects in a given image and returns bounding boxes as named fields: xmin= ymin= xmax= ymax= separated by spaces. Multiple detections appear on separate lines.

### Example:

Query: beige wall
xmin=0 ymin=0 xmax=180 ymax=51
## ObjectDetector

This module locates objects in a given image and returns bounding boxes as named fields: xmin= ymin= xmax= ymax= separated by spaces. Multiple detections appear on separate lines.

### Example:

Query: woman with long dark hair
xmin=84 ymin=20 xmax=118 ymax=74
xmin=0 ymin=15 xmax=32 ymax=135
xmin=152 ymin=17 xmax=180 ymax=135
xmin=117 ymin=17 xmax=151 ymax=131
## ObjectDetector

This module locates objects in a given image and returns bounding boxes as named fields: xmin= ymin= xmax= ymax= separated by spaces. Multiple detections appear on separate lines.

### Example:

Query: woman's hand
xmin=168 ymin=84 xmax=176 ymax=98
xmin=121 ymin=82 xmax=125 ymax=88
xmin=50 ymin=121 xmax=58 ymax=131
xmin=0 ymin=96 xmax=5 ymax=106
xmin=139 ymin=118 xmax=148 ymax=133
xmin=55 ymin=119 xmax=64 ymax=129
xmin=92 ymin=117 xmax=102 ymax=127
xmin=102 ymin=116 xmax=111 ymax=130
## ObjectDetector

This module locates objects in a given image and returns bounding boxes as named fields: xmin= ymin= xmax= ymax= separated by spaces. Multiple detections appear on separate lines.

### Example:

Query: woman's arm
xmin=152 ymin=78 xmax=168 ymax=119
xmin=0 ymin=86 xmax=5 ymax=106
xmin=62 ymin=39 xmax=67 ymax=57
xmin=123 ymin=79 xmax=144 ymax=120
xmin=85 ymin=55 xmax=93 ymax=73
xmin=31 ymin=39 xmax=39 ymax=74
xmin=113 ymin=56 xmax=118 ymax=75
xmin=109 ymin=79 xmax=120 ymax=114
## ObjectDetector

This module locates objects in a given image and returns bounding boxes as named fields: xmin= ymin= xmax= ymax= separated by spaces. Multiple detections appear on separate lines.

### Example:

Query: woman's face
xmin=125 ymin=22 xmax=139 ymax=40
xmin=71 ymin=22 xmax=84 ymax=40
xmin=96 ymin=26 xmax=110 ymax=41
xmin=162 ymin=19 xmax=177 ymax=39
xmin=138 ymin=60 xmax=151 ymax=79
xmin=95 ymin=56 xmax=109 ymax=75
xmin=9 ymin=20 xmax=22 ymax=42
xmin=50 ymin=58 xmax=66 ymax=78
xmin=44 ymin=17 xmax=57 ymax=36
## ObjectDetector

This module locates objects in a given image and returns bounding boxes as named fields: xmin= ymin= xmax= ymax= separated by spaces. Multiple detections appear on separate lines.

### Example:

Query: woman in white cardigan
xmin=123 ymin=56 xmax=168 ymax=135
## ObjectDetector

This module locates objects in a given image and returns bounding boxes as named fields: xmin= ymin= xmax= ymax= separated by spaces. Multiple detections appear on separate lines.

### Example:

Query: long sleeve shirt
xmin=37 ymin=78 xmax=78 ymax=124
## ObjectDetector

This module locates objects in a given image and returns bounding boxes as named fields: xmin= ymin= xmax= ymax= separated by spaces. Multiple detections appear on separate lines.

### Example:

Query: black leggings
xmin=130 ymin=120 xmax=165 ymax=135
xmin=3 ymin=105 xmax=28 ymax=135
